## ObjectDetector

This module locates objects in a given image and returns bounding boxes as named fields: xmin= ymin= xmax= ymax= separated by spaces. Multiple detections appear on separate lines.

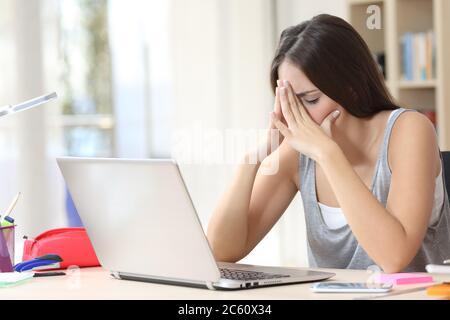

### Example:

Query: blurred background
xmin=0 ymin=0 xmax=449 ymax=268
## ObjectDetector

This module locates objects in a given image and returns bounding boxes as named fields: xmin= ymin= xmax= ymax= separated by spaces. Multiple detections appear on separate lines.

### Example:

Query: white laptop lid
xmin=57 ymin=157 xmax=221 ymax=284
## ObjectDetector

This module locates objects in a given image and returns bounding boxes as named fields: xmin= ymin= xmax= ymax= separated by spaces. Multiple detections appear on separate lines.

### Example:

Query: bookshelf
xmin=347 ymin=0 xmax=450 ymax=150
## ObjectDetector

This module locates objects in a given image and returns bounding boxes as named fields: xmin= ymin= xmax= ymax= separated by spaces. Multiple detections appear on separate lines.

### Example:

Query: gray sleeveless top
xmin=299 ymin=108 xmax=450 ymax=272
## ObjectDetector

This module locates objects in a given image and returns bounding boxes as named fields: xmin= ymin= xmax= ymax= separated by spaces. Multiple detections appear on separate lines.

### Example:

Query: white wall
xmin=276 ymin=0 xmax=348 ymax=34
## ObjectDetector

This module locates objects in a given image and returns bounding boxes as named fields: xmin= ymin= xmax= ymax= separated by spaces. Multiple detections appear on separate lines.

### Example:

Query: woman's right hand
xmin=256 ymin=80 xmax=287 ymax=161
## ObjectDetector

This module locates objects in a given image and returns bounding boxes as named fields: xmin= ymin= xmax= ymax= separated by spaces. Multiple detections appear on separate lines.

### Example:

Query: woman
xmin=207 ymin=14 xmax=450 ymax=273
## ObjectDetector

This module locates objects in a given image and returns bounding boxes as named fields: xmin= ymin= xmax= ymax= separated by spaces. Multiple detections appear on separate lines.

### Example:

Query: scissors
xmin=14 ymin=254 xmax=63 ymax=272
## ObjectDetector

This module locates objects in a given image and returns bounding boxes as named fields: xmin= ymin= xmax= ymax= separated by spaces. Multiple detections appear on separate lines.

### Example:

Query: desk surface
xmin=1 ymin=267 xmax=450 ymax=300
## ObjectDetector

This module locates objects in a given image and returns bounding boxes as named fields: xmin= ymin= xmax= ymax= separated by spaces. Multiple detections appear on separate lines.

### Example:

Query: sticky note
xmin=427 ymin=283 xmax=450 ymax=296
xmin=374 ymin=273 xmax=434 ymax=286
xmin=0 ymin=272 xmax=34 ymax=288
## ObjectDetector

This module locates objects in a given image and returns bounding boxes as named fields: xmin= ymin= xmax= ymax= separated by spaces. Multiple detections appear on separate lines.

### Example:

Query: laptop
xmin=57 ymin=157 xmax=335 ymax=290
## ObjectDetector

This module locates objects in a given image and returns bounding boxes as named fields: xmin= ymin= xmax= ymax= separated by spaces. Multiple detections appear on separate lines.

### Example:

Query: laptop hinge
xmin=205 ymin=281 xmax=216 ymax=290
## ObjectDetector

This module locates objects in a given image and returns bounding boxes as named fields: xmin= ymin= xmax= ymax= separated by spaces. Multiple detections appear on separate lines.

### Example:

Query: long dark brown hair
xmin=270 ymin=14 xmax=398 ymax=117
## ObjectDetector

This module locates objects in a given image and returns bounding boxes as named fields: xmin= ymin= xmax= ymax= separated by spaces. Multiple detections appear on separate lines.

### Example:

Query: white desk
xmin=1 ymin=267 xmax=449 ymax=300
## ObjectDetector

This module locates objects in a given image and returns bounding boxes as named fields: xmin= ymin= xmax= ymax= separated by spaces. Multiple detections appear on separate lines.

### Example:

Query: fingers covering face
xmin=283 ymin=81 xmax=304 ymax=123
xmin=279 ymin=87 xmax=297 ymax=128
xmin=271 ymin=112 xmax=292 ymax=139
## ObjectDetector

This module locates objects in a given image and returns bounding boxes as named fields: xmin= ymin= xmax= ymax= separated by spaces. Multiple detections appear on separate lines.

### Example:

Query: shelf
xmin=397 ymin=0 xmax=434 ymax=35
xmin=348 ymin=0 xmax=450 ymax=149
xmin=397 ymin=87 xmax=435 ymax=111
xmin=398 ymin=80 xmax=437 ymax=89
xmin=348 ymin=0 xmax=383 ymax=4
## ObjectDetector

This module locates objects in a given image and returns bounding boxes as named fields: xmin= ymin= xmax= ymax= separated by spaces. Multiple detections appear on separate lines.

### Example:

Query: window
xmin=56 ymin=0 xmax=115 ymax=225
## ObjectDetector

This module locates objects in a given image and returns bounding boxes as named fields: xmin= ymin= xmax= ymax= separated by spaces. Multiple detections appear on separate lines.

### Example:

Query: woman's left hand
xmin=270 ymin=80 xmax=341 ymax=162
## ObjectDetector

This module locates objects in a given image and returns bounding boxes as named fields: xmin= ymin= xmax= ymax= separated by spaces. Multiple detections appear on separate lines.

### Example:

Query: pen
xmin=1 ymin=192 xmax=21 ymax=225
xmin=34 ymin=272 xmax=66 ymax=278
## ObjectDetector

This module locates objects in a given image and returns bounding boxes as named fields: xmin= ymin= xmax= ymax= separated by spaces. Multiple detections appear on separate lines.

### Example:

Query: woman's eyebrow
xmin=295 ymin=89 xmax=318 ymax=97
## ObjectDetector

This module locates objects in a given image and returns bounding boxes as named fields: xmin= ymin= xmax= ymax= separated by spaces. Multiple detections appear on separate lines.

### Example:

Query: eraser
xmin=374 ymin=273 xmax=434 ymax=286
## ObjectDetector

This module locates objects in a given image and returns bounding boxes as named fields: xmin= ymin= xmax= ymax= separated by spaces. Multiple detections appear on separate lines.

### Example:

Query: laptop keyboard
xmin=219 ymin=268 xmax=290 ymax=281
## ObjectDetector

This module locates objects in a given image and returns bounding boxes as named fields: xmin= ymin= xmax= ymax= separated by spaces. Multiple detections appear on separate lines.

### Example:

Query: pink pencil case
xmin=22 ymin=227 xmax=100 ymax=269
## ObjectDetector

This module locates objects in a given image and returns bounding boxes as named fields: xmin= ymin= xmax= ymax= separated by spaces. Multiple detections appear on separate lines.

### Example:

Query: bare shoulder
xmin=389 ymin=110 xmax=440 ymax=174
xmin=390 ymin=110 xmax=437 ymax=147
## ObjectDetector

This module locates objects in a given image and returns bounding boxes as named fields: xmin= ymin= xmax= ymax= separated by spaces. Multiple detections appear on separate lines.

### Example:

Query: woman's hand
xmin=252 ymin=81 xmax=288 ymax=163
xmin=270 ymin=80 xmax=341 ymax=163
xmin=268 ymin=80 xmax=288 ymax=146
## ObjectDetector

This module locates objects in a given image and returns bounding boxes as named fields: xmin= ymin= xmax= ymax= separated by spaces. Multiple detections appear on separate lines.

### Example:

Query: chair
xmin=441 ymin=151 xmax=450 ymax=199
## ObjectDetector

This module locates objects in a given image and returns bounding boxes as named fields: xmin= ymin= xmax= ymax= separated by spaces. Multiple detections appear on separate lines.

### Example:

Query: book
xmin=422 ymin=110 xmax=436 ymax=127
xmin=401 ymin=31 xmax=435 ymax=81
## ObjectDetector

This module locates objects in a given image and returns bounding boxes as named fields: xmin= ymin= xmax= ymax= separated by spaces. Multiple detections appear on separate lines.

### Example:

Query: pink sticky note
xmin=375 ymin=273 xmax=434 ymax=286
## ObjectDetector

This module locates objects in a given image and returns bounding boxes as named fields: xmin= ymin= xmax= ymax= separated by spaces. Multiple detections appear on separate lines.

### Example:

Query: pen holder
xmin=0 ymin=225 xmax=15 ymax=272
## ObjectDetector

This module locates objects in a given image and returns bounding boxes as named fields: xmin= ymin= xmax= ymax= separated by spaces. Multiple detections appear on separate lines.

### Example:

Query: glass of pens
xmin=0 ymin=192 xmax=20 ymax=272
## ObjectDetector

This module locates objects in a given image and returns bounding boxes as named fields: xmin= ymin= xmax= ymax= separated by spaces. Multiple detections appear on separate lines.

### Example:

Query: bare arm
xmin=272 ymin=81 xmax=441 ymax=273
xmin=207 ymin=141 xmax=298 ymax=262
xmin=318 ymin=112 xmax=439 ymax=273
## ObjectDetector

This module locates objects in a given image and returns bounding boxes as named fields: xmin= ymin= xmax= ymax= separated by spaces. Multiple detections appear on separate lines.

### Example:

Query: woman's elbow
xmin=207 ymin=236 xmax=244 ymax=263
xmin=379 ymin=254 xmax=413 ymax=274
xmin=209 ymin=245 xmax=242 ymax=263
xmin=380 ymin=263 xmax=404 ymax=274
xmin=215 ymin=253 xmax=241 ymax=263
